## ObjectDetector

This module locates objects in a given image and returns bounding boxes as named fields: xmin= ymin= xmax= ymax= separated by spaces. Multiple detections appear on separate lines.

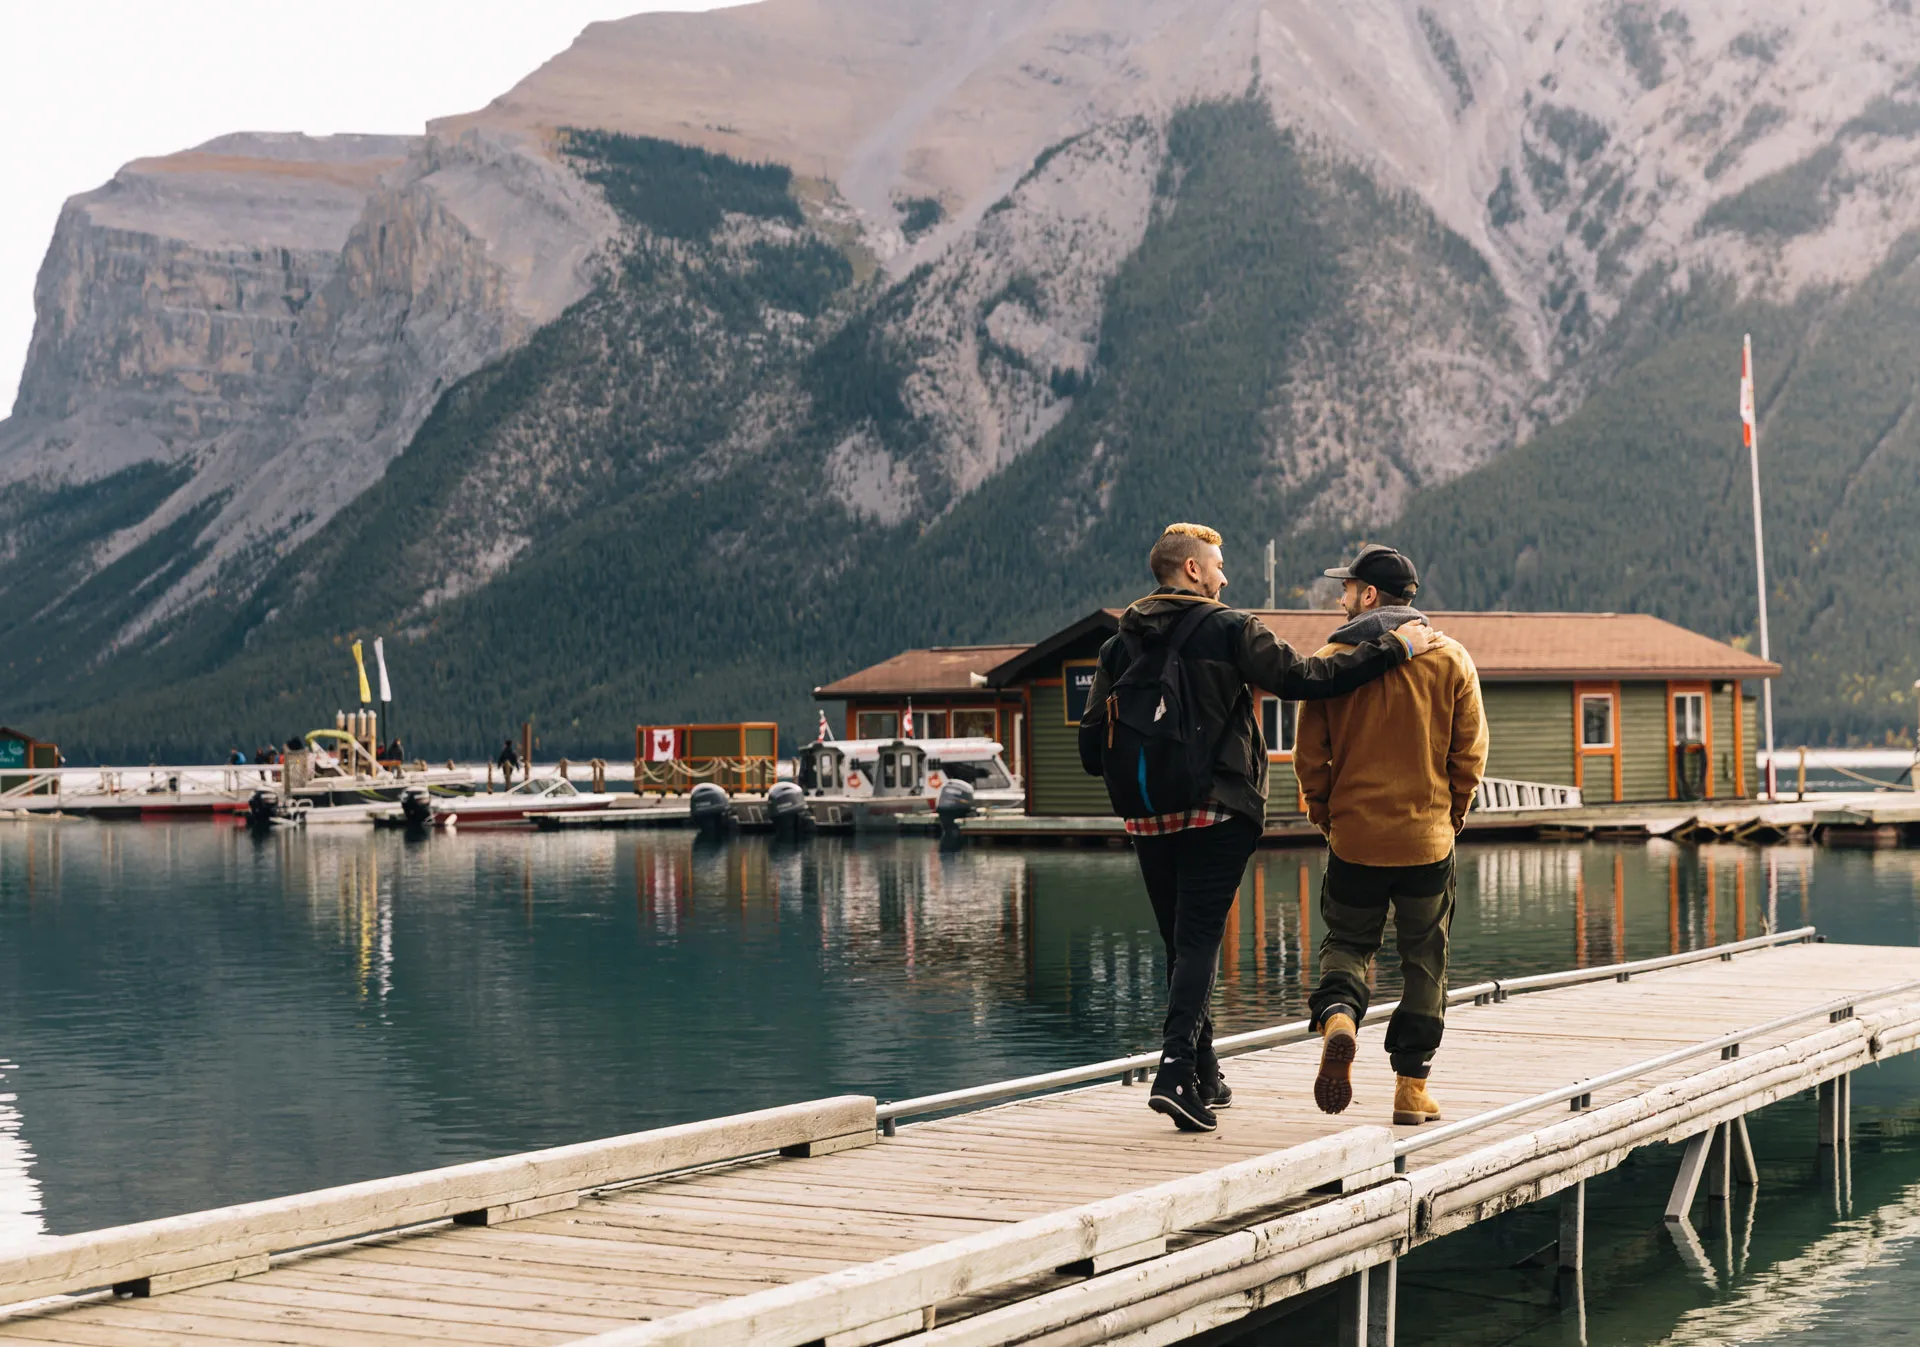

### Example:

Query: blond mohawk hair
xmin=1148 ymin=522 xmax=1224 ymax=584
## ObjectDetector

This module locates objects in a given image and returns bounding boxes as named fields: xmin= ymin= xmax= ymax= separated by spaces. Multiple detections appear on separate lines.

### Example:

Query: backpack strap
xmin=1162 ymin=600 xmax=1218 ymax=655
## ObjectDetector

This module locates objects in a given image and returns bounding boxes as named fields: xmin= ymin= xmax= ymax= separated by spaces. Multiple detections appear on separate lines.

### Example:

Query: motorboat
xmin=397 ymin=776 xmax=621 ymax=828
xmin=246 ymin=728 xmax=474 ymax=828
xmin=791 ymin=737 xmax=1023 ymax=829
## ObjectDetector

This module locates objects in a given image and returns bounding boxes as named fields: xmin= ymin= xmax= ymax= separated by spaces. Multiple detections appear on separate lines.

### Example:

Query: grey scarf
xmin=1328 ymin=605 xmax=1430 ymax=646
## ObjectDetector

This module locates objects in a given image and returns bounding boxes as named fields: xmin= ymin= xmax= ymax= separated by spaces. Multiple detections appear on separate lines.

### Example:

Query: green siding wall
xmin=1029 ymin=681 xmax=1112 ymax=816
xmin=1480 ymin=684 xmax=1575 ymax=786
xmin=1620 ymin=683 xmax=1669 ymax=802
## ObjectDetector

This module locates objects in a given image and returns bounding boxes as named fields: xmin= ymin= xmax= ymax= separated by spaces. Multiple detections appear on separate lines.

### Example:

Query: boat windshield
xmin=931 ymin=757 xmax=1012 ymax=790
xmin=508 ymin=778 xmax=577 ymax=797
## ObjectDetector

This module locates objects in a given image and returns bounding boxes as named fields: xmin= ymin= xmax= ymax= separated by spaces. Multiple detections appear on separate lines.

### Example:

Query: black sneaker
xmin=1149 ymin=1057 xmax=1217 ymax=1132
xmin=1196 ymin=1043 xmax=1231 ymax=1110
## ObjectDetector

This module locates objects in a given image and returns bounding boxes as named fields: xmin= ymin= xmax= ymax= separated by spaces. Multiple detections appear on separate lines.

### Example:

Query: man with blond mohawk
xmin=1080 ymin=524 xmax=1446 ymax=1133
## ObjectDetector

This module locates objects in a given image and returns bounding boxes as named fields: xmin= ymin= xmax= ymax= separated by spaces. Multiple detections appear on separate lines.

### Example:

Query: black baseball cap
xmin=1323 ymin=544 xmax=1419 ymax=598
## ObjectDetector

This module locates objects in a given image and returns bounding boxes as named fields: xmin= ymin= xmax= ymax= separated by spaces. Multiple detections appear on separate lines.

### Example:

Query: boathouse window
xmin=918 ymin=710 xmax=948 ymax=739
xmin=856 ymin=712 xmax=899 ymax=740
xmin=1261 ymin=698 xmax=1298 ymax=755
xmin=1673 ymin=692 xmax=1706 ymax=744
xmin=952 ymin=708 xmax=997 ymax=740
xmin=1580 ymin=694 xmax=1614 ymax=749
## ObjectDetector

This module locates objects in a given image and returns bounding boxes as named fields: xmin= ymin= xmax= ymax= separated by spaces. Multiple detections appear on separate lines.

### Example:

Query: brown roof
xmin=983 ymin=609 xmax=1781 ymax=685
xmin=814 ymin=645 xmax=1031 ymax=699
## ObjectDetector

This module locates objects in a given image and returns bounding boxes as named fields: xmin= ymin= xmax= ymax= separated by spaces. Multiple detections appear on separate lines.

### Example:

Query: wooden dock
xmin=3 ymin=930 xmax=1914 ymax=1345
xmin=959 ymin=789 xmax=1920 ymax=848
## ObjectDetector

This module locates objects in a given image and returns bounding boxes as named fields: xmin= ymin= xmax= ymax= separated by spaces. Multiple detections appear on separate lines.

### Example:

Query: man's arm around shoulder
xmin=1234 ymin=613 xmax=1425 ymax=700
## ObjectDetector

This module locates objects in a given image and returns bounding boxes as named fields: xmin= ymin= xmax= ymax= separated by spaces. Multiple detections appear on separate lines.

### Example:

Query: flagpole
xmin=1743 ymin=334 xmax=1777 ymax=799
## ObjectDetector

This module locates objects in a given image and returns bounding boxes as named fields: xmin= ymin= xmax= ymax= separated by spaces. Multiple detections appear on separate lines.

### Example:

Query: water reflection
xmin=0 ymin=1062 xmax=44 ymax=1246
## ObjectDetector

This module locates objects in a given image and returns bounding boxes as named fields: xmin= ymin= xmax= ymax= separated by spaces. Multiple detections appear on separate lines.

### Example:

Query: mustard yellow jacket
xmin=1294 ymin=634 xmax=1488 ymax=867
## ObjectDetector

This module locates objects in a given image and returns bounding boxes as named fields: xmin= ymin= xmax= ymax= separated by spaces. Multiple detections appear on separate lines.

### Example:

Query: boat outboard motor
xmin=400 ymin=788 xmax=434 ymax=828
xmin=689 ymin=783 xmax=736 ymax=841
xmin=767 ymin=780 xmax=815 ymax=841
xmin=246 ymin=789 xmax=282 ymax=831
xmin=936 ymin=778 xmax=976 ymax=847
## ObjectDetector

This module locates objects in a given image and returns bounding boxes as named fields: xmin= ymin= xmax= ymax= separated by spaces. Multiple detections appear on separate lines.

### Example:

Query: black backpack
xmin=1087 ymin=603 xmax=1223 ymax=818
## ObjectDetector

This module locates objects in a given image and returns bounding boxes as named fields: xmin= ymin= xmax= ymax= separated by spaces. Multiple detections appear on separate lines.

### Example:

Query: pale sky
xmin=0 ymin=0 xmax=751 ymax=415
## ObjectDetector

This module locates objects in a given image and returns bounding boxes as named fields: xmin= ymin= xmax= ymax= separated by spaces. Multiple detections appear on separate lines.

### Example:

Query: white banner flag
xmin=648 ymin=728 xmax=677 ymax=762
xmin=373 ymin=637 xmax=392 ymax=704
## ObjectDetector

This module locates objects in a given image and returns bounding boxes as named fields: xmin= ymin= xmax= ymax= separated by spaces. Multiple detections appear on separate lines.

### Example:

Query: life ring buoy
xmin=927 ymin=771 xmax=945 ymax=790
xmin=846 ymin=771 xmax=863 ymax=789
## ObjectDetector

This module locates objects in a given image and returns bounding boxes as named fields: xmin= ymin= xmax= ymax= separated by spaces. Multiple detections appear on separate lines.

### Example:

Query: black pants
xmin=1131 ymin=814 xmax=1262 ymax=1065
xmin=1308 ymin=851 xmax=1456 ymax=1079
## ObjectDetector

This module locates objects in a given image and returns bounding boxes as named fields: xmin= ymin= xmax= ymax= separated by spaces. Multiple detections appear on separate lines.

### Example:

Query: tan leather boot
xmin=1314 ymin=1012 xmax=1358 ymax=1114
xmin=1392 ymin=1075 xmax=1442 ymax=1125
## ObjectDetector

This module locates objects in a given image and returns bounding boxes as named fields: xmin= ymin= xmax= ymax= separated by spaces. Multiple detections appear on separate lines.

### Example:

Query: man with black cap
xmin=1296 ymin=544 xmax=1487 ymax=1127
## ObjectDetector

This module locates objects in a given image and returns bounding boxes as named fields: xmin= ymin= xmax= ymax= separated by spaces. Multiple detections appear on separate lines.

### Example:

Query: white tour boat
xmin=792 ymin=736 xmax=1022 ymax=828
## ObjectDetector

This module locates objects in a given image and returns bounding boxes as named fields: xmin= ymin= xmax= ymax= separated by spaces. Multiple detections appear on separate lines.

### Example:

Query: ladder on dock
xmin=2 ymin=930 xmax=1912 ymax=1346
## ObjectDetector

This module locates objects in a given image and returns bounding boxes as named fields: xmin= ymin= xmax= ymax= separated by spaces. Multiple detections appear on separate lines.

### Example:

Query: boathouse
xmin=976 ymin=610 xmax=1779 ymax=818
xmin=813 ymin=645 xmax=1031 ymax=776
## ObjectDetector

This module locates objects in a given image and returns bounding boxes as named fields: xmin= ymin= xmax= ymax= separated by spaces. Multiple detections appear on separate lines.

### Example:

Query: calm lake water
xmin=2 ymin=822 xmax=1919 ymax=1344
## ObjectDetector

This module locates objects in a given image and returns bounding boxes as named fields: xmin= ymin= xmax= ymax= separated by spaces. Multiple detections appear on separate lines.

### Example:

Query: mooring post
xmin=1558 ymin=1178 xmax=1587 ymax=1340
xmin=1732 ymin=1115 xmax=1759 ymax=1187
xmin=1819 ymin=1073 xmax=1851 ymax=1149
xmin=1559 ymin=1180 xmax=1586 ymax=1274
xmin=1366 ymin=1257 xmax=1397 ymax=1347
xmin=1337 ymin=1266 xmax=1370 ymax=1347
xmin=1707 ymin=1122 xmax=1732 ymax=1203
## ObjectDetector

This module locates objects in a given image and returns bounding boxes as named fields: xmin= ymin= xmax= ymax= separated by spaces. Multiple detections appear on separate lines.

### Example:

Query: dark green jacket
xmin=1078 ymin=589 xmax=1411 ymax=822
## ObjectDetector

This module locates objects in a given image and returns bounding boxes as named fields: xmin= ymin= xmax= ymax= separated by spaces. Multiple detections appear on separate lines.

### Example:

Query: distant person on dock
xmin=1080 ymin=524 xmax=1446 ymax=1133
xmin=498 ymin=738 xmax=522 ymax=787
xmin=1296 ymin=545 xmax=1486 ymax=1127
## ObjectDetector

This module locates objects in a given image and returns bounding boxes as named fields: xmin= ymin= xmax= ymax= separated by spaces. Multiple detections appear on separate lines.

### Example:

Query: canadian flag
xmin=1739 ymin=334 xmax=1756 ymax=448
xmin=646 ymin=728 xmax=678 ymax=762
xmin=902 ymin=701 xmax=914 ymax=739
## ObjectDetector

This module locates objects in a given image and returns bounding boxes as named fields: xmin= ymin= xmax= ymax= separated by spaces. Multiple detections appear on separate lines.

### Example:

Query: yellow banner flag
xmin=351 ymin=640 xmax=372 ymax=704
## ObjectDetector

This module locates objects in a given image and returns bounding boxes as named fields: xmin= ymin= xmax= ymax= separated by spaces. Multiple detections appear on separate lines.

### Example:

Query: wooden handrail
xmin=0 ymin=1095 xmax=875 ymax=1306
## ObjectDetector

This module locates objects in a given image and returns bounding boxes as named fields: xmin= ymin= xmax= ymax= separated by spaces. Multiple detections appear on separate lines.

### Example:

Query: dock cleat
xmin=1148 ymin=1057 xmax=1217 ymax=1133
xmin=1314 ymin=1011 xmax=1358 ymax=1114
xmin=1392 ymin=1075 xmax=1443 ymax=1125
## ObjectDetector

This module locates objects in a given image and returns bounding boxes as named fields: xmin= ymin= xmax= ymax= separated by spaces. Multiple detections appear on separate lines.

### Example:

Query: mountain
xmin=6 ymin=0 xmax=1920 ymax=759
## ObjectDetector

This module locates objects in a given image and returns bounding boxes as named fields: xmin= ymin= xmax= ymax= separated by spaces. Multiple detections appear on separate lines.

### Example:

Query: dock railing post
xmin=1366 ymin=1257 xmax=1397 ymax=1347
xmin=1338 ymin=1266 xmax=1370 ymax=1347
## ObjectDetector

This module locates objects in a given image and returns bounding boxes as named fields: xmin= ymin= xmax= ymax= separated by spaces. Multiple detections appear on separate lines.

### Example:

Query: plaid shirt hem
xmin=1124 ymin=803 xmax=1234 ymax=837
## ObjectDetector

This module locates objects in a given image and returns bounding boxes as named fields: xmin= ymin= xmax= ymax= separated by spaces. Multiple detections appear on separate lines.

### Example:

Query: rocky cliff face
xmin=0 ymin=127 xmax=617 ymax=635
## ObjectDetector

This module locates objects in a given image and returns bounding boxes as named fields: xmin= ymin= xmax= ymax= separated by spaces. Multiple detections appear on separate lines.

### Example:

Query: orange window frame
xmin=1665 ymin=680 xmax=1714 ymax=801
xmin=1573 ymin=682 xmax=1623 ymax=803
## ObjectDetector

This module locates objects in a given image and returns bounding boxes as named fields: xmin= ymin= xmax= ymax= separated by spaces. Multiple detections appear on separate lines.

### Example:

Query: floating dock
xmin=0 ymin=929 xmax=1907 ymax=1345
xmin=959 ymin=789 xmax=1920 ymax=848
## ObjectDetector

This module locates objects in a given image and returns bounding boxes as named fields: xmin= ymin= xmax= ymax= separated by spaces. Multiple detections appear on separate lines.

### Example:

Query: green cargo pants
xmin=1307 ymin=850 xmax=1455 ymax=1079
